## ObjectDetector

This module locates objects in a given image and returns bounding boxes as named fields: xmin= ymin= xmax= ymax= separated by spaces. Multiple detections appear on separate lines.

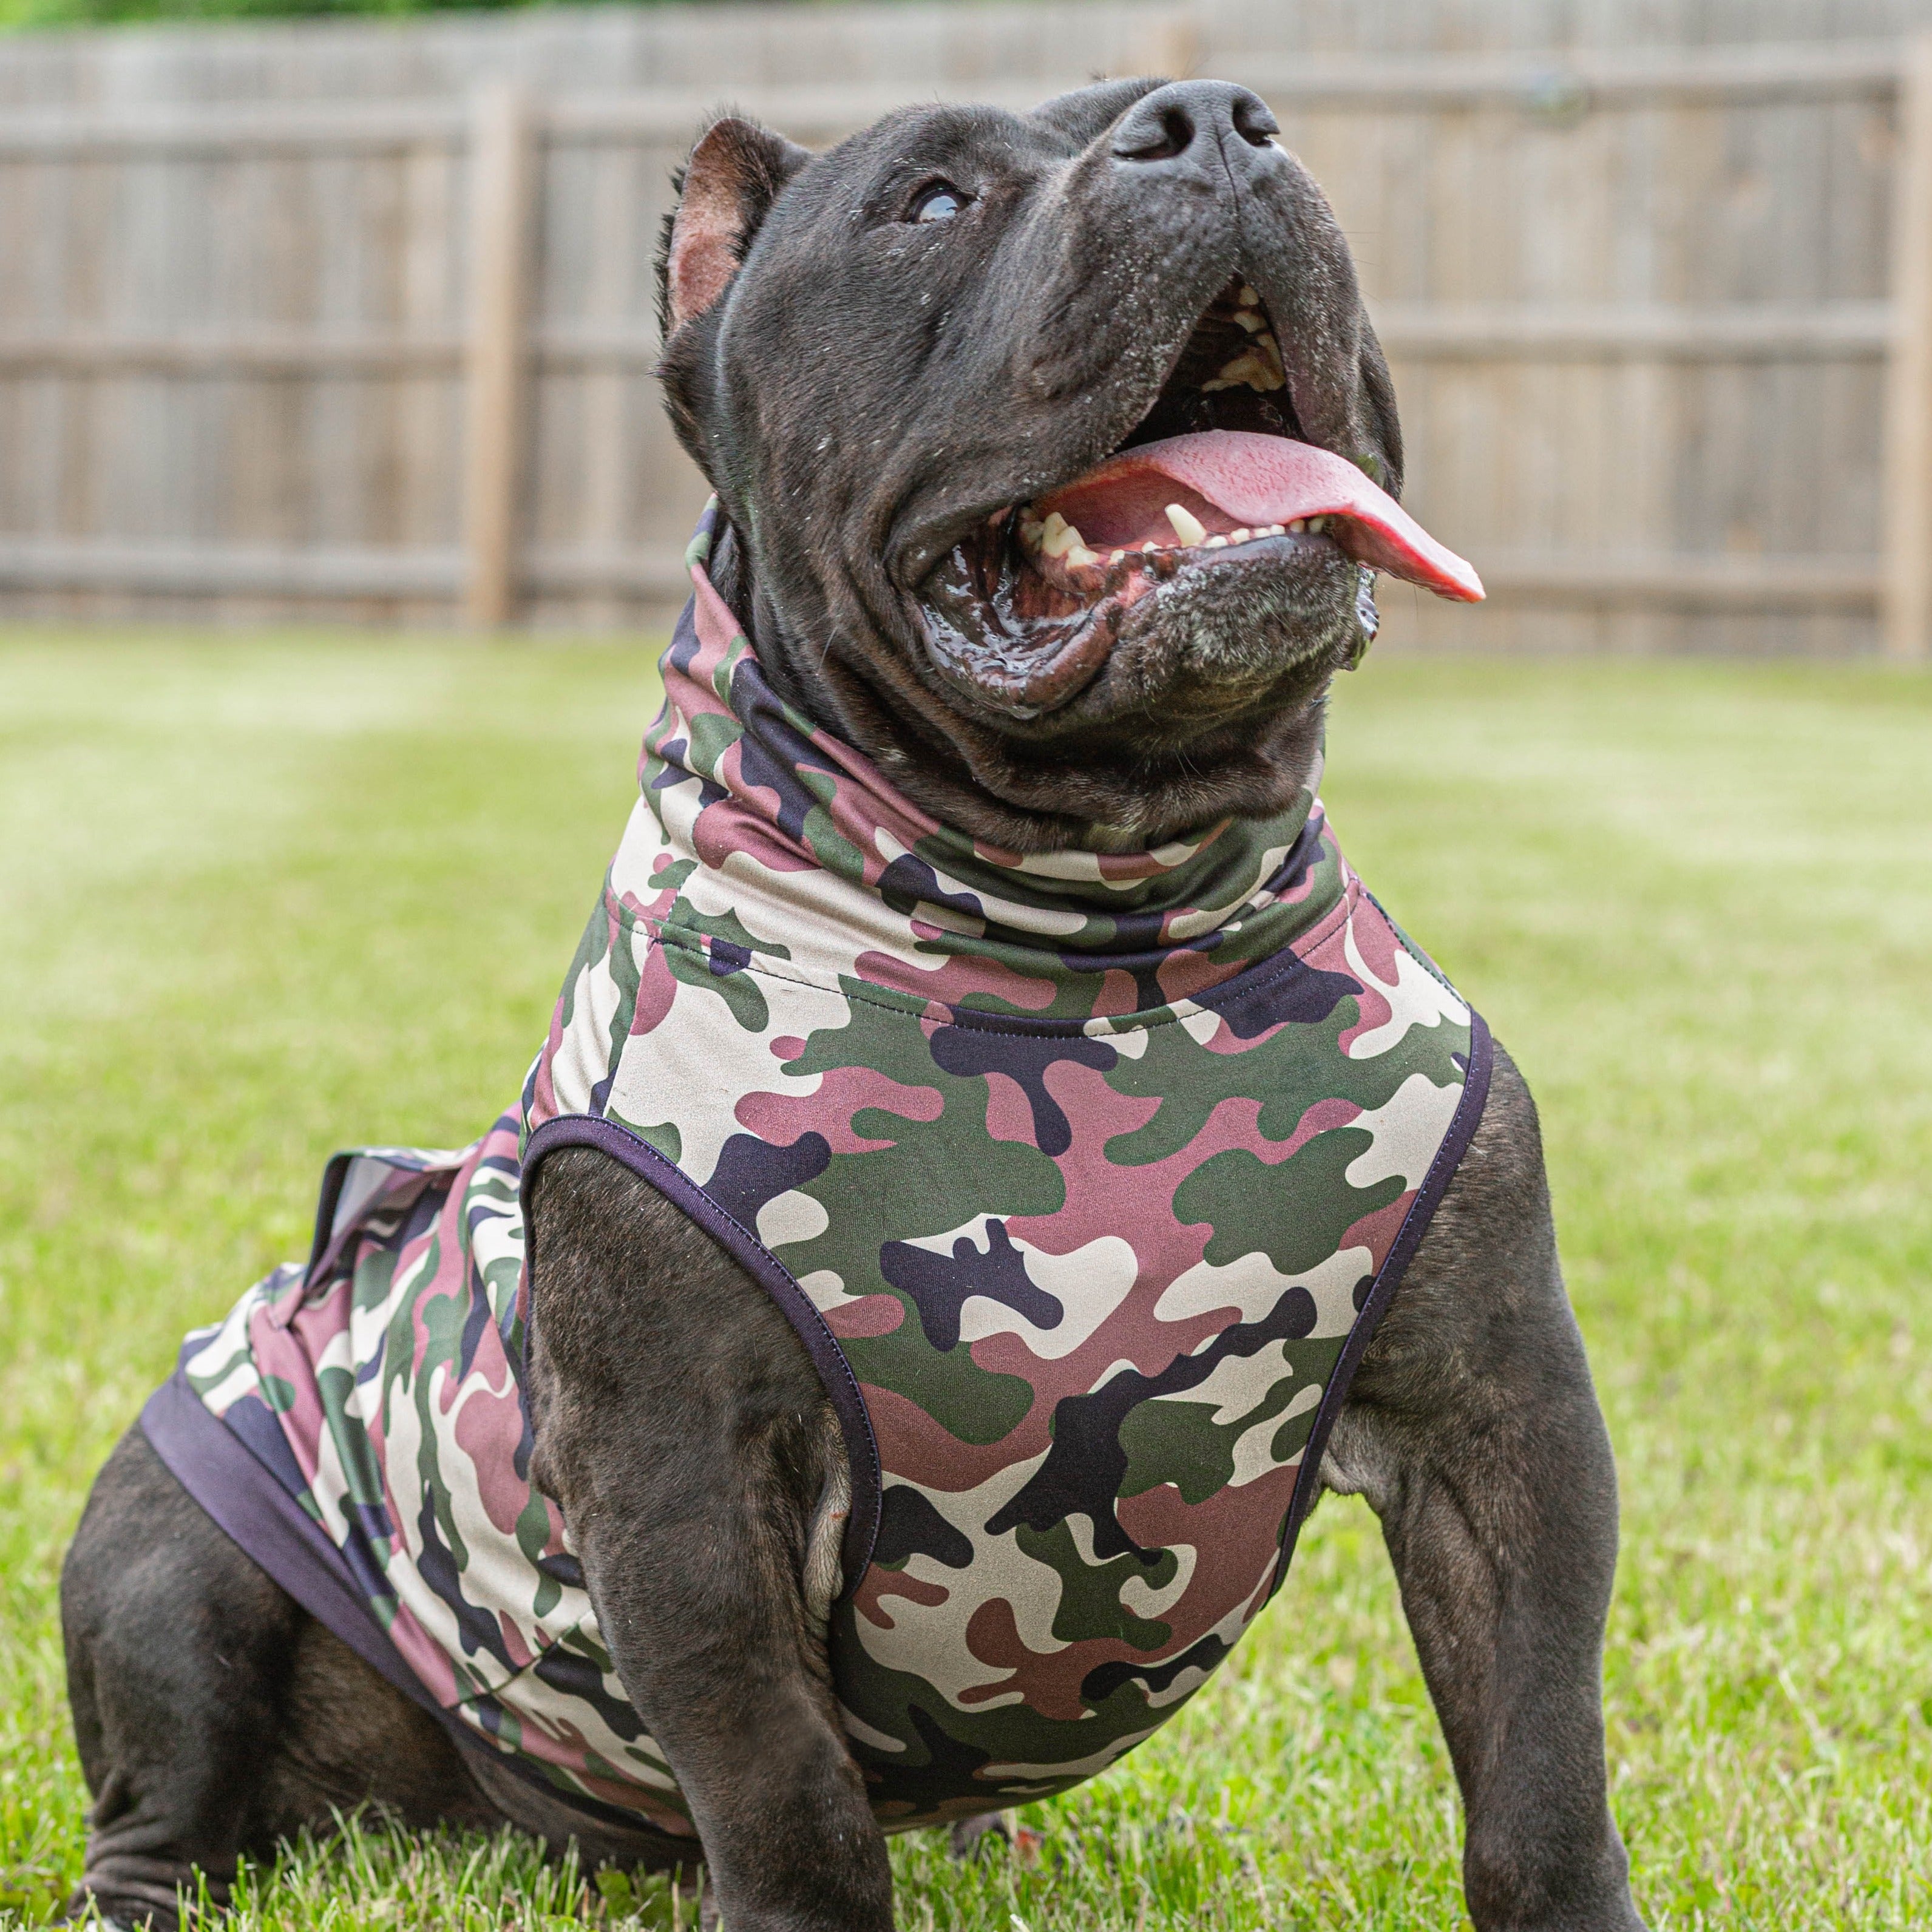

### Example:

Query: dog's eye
xmin=911 ymin=183 xmax=968 ymax=224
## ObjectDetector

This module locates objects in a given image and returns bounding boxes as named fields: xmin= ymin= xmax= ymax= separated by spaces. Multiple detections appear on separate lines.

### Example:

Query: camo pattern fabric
xmin=175 ymin=1124 xmax=703 ymax=1834
xmin=178 ymin=505 xmax=1482 ymax=1834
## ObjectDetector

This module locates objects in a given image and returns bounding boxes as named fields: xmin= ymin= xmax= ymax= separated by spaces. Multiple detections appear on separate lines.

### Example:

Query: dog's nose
xmin=1110 ymin=80 xmax=1280 ymax=168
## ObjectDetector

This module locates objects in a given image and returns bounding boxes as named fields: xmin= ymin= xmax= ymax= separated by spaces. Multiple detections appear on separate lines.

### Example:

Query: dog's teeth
xmin=1141 ymin=539 xmax=1159 ymax=552
xmin=1307 ymin=515 xmax=1329 ymax=535
xmin=1205 ymin=336 xmax=1287 ymax=395
xmin=1066 ymin=544 xmax=1100 ymax=569
xmin=1110 ymin=549 xmax=1125 ymax=563
xmin=1289 ymin=519 xmax=1306 ymax=534
xmin=1040 ymin=513 xmax=1088 ymax=559
xmin=1233 ymin=308 xmax=1266 ymax=333
xmin=1204 ymin=535 xmax=1228 ymax=549
xmin=1230 ymin=527 xmax=1252 ymax=544
xmin=1165 ymin=504 xmax=1208 ymax=546
xmin=1238 ymin=283 xmax=1261 ymax=307
xmin=1261 ymin=523 xmax=1285 ymax=537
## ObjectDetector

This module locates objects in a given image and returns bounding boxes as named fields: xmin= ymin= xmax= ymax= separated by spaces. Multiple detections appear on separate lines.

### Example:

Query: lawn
xmin=1 ymin=634 xmax=1928 ymax=1931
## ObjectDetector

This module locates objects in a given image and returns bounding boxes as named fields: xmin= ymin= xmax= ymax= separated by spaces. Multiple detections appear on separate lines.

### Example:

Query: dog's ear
xmin=657 ymin=117 xmax=811 ymax=338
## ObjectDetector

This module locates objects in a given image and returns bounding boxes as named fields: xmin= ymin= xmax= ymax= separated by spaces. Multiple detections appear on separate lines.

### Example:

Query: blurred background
xmin=2 ymin=0 xmax=1932 ymax=656
xmin=4 ymin=8 xmax=1932 ymax=1927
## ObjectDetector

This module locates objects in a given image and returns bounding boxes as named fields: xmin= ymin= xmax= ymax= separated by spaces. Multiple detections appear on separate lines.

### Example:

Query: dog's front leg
xmin=525 ymin=1146 xmax=895 ymax=1932
xmin=1321 ymin=1048 xmax=1647 ymax=1932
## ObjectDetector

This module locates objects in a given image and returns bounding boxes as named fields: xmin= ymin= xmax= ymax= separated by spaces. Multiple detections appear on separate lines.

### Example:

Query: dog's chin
xmin=915 ymin=522 xmax=1360 ymax=734
xmin=887 ymin=540 xmax=1358 ymax=854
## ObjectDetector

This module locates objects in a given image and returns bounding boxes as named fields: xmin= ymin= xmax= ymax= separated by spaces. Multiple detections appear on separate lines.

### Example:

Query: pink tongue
xmin=1035 ymin=430 xmax=1483 ymax=603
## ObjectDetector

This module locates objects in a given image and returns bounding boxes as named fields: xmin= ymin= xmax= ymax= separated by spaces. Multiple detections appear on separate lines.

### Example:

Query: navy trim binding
xmin=520 ymin=1114 xmax=884 ymax=1592
xmin=141 ymin=1368 xmax=439 ymax=1717
xmin=1269 ymin=1006 xmax=1496 ymax=1595
xmin=138 ymin=1366 xmax=667 ymax=1838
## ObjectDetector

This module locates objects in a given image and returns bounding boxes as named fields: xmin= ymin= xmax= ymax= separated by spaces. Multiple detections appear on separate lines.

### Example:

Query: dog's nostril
xmin=1116 ymin=104 xmax=1195 ymax=163
xmin=1232 ymin=94 xmax=1280 ymax=147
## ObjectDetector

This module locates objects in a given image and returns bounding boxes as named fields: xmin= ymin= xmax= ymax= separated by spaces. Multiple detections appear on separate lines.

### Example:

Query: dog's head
xmin=657 ymin=79 xmax=1480 ymax=851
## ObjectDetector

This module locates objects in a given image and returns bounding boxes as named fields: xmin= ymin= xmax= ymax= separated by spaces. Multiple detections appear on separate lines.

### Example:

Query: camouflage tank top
xmin=149 ymin=510 xmax=1491 ymax=1839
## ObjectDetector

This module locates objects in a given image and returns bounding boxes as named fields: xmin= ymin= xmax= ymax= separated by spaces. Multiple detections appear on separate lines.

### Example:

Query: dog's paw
xmin=947 ymin=1812 xmax=1043 ymax=1864
xmin=58 ymin=1905 xmax=143 ymax=1932
xmin=948 ymin=1811 xmax=1008 ymax=1860
xmin=58 ymin=1883 xmax=158 ymax=1932
xmin=664 ymin=1869 xmax=722 ymax=1932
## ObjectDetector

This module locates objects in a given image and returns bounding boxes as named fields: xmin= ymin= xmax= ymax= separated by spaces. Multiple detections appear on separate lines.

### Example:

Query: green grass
xmin=0 ymin=1 xmax=679 ymax=33
xmin=1 ymin=634 xmax=1928 ymax=1930
xmin=0 ymin=0 xmax=859 ymax=33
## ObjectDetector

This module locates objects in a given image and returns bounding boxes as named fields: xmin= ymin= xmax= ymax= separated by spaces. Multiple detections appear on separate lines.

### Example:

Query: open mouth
xmin=918 ymin=280 xmax=1483 ymax=719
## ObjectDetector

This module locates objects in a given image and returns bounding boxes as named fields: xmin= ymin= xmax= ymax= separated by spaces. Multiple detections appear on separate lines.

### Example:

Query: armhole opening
xmin=1268 ymin=1009 xmax=1495 ymax=1595
xmin=520 ymin=1114 xmax=883 ymax=1593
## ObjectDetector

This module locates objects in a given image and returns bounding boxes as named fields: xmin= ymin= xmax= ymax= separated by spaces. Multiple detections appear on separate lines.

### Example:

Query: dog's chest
xmin=514 ymin=595 xmax=1476 ymax=1816
xmin=175 ymin=564 xmax=1484 ymax=1834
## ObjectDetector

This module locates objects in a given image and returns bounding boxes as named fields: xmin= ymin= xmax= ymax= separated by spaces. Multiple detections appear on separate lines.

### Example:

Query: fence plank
xmin=1374 ymin=301 xmax=1893 ymax=356
xmin=0 ymin=101 xmax=468 ymax=157
xmin=462 ymin=83 xmax=536 ymax=629
xmin=0 ymin=535 xmax=1868 ymax=613
xmin=0 ymin=302 xmax=1890 ymax=371
xmin=1883 ymin=33 xmax=1932 ymax=659
xmin=1479 ymin=551 xmax=1880 ymax=609
xmin=0 ymin=18 xmax=1922 ymax=648
xmin=1227 ymin=39 xmax=1907 ymax=104
xmin=0 ymin=41 xmax=1907 ymax=160
xmin=0 ymin=535 xmax=464 ymax=595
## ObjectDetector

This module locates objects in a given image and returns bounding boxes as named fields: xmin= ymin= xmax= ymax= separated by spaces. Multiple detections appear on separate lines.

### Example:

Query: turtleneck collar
xmin=627 ymin=512 xmax=1355 ymax=1025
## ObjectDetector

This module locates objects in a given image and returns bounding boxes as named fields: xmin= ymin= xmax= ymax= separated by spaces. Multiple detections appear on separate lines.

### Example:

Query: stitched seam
xmin=609 ymin=874 xmax=1362 ymax=1038
xmin=1364 ymin=887 xmax=1463 ymax=998
xmin=524 ymin=1120 xmax=872 ymax=1421
xmin=521 ymin=1114 xmax=884 ymax=1588
xmin=1267 ymin=1011 xmax=1493 ymax=1596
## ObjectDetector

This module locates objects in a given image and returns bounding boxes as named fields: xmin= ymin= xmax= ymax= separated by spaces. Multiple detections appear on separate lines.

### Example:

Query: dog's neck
xmin=705 ymin=519 xmax=1332 ymax=859
xmin=644 ymin=556 xmax=1343 ymax=1015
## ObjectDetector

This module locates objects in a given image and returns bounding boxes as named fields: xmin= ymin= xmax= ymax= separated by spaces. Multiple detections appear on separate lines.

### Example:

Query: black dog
xmin=62 ymin=80 xmax=1646 ymax=1932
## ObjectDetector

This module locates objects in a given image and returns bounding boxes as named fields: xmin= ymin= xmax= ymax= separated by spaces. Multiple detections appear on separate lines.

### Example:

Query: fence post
xmin=1882 ymin=35 xmax=1932 ymax=662
xmin=463 ymin=83 xmax=537 ymax=629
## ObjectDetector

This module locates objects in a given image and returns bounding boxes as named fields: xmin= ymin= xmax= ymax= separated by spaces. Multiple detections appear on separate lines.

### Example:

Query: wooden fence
xmin=1 ymin=1 xmax=1930 ymax=656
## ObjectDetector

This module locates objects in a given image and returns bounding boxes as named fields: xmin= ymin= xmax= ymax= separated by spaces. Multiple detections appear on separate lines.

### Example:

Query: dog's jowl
xmin=62 ymin=80 xmax=1646 ymax=1932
